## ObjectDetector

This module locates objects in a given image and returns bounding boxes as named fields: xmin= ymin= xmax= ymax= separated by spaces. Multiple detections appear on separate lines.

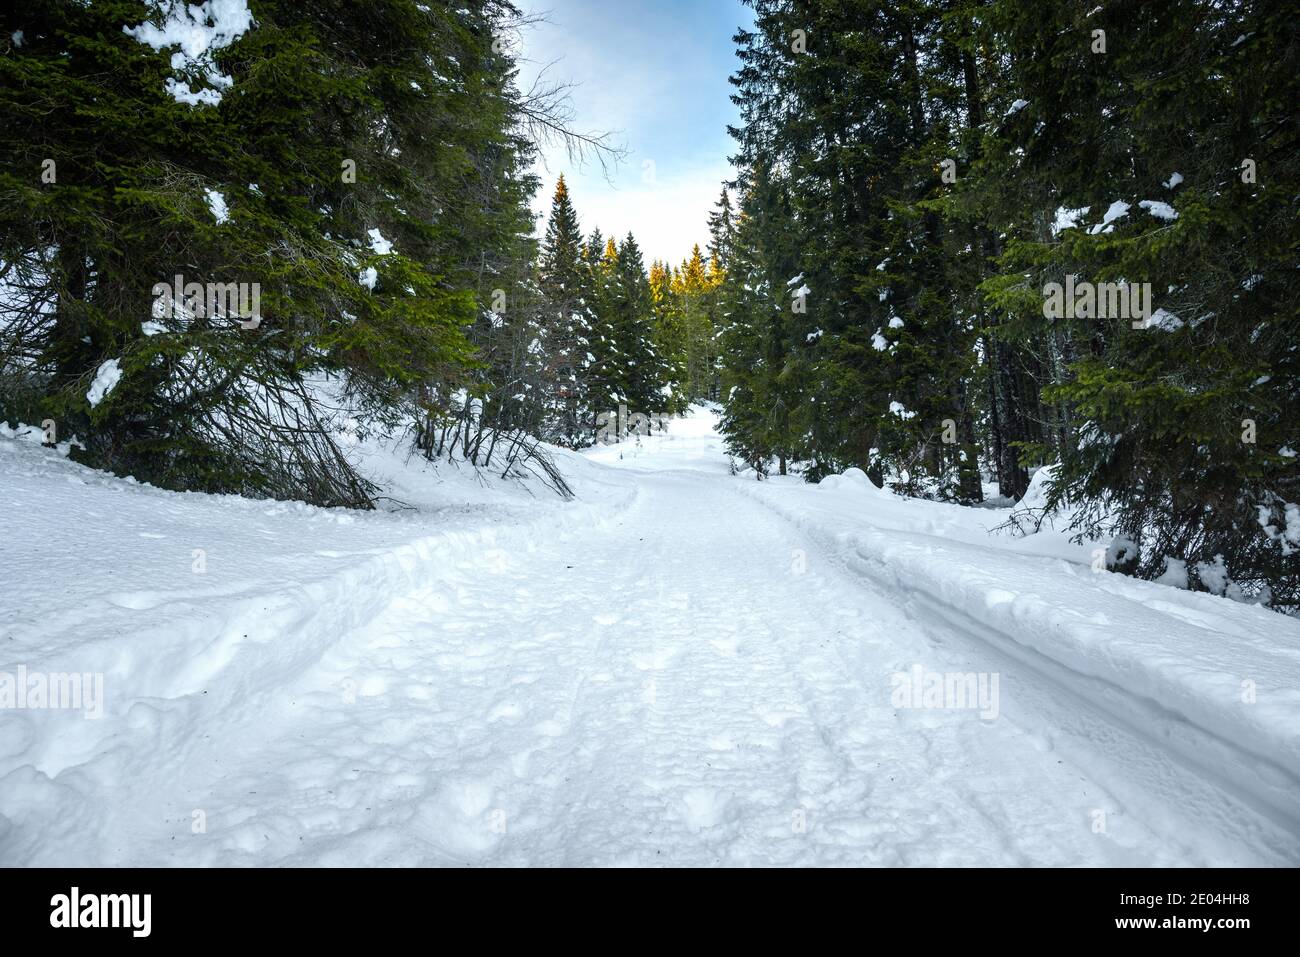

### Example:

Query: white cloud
xmin=532 ymin=160 xmax=733 ymax=265
xmin=517 ymin=1 xmax=743 ymax=263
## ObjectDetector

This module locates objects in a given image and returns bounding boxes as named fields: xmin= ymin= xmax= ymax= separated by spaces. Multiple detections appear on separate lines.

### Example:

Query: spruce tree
xmin=536 ymin=175 xmax=594 ymax=446
xmin=611 ymin=233 xmax=663 ymax=416
xmin=707 ymin=188 xmax=736 ymax=270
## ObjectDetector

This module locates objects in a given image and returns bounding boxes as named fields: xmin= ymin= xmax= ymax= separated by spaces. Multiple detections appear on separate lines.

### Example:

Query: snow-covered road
xmin=228 ymin=467 xmax=1294 ymax=866
xmin=2 ymin=410 xmax=1297 ymax=866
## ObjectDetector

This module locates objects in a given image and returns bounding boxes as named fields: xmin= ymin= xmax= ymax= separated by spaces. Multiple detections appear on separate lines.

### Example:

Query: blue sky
xmin=516 ymin=0 xmax=752 ymax=265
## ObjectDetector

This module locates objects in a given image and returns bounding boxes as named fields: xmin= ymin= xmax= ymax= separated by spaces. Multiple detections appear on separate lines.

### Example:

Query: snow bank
xmin=735 ymin=472 xmax=1300 ymax=822
xmin=0 ymin=429 xmax=631 ymax=863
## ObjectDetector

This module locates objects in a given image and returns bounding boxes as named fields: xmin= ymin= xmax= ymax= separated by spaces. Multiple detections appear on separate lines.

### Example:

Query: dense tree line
xmin=718 ymin=0 xmax=1298 ymax=609
xmin=3 ymin=1 xmax=1293 ymax=609
xmin=530 ymin=174 xmax=668 ymax=445
xmin=1 ymin=0 xmax=545 ymax=506
xmin=529 ymin=176 xmax=734 ymax=445
xmin=0 ymin=1 xmax=726 ymax=501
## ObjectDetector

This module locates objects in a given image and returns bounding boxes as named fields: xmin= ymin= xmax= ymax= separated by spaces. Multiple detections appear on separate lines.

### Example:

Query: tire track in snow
xmin=18 ymin=460 xmax=1296 ymax=865
xmin=727 ymin=476 xmax=1300 ymax=865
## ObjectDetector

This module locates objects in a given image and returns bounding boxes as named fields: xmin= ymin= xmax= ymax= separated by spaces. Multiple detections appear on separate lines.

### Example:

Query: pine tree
xmin=707 ymin=188 xmax=736 ymax=270
xmin=717 ymin=164 xmax=806 ymax=476
xmin=583 ymin=236 xmax=620 ymax=418
xmin=536 ymin=174 xmax=594 ymax=445
xmin=676 ymin=244 xmax=722 ymax=401
xmin=718 ymin=189 xmax=778 ymax=473
xmin=611 ymin=233 xmax=663 ymax=415
xmin=649 ymin=259 xmax=689 ymax=410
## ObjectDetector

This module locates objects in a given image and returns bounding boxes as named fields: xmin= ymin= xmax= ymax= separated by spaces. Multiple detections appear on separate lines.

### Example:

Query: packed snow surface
xmin=1 ymin=407 xmax=1297 ymax=866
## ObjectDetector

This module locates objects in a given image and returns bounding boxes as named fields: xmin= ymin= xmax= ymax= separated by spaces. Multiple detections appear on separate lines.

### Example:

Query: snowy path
xmin=3 ymin=413 xmax=1297 ymax=866
xmin=61 ymin=472 xmax=1298 ymax=866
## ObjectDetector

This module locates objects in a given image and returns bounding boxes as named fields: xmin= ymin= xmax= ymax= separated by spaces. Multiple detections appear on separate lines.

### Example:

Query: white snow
xmin=1051 ymin=205 xmax=1089 ymax=235
xmin=358 ymin=266 xmax=378 ymax=290
xmin=1 ymin=406 xmax=1298 ymax=865
xmin=1258 ymin=502 xmax=1299 ymax=556
xmin=125 ymin=0 xmax=253 ymax=106
xmin=1089 ymin=200 xmax=1130 ymax=234
xmin=1143 ymin=308 xmax=1184 ymax=331
xmin=85 ymin=359 xmax=122 ymax=407
xmin=367 ymin=228 xmax=393 ymax=256
xmin=204 ymin=189 xmax=229 ymax=225
xmin=1194 ymin=555 xmax=1236 ymax=598
xmin=1154 ymin=557 xmax=1189 ymax=589
xmin=1138 ymin=200 xmax=1178 ymax=221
